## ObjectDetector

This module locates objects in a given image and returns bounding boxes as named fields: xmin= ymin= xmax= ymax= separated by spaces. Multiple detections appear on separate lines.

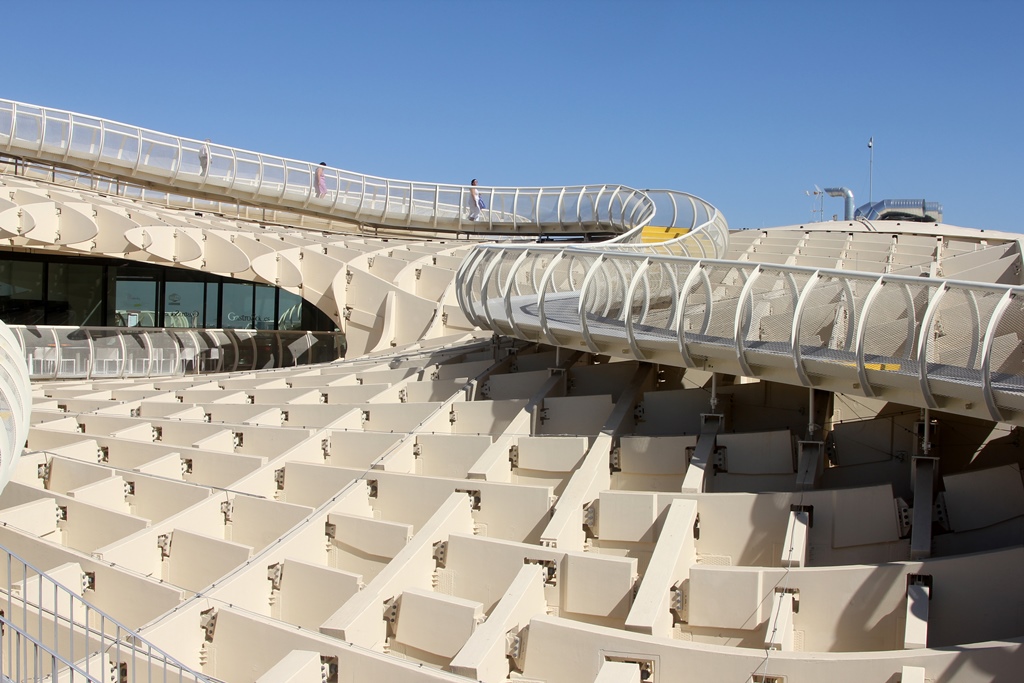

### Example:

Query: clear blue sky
xmin=6 ymin=1 xmax=1023 ymax=232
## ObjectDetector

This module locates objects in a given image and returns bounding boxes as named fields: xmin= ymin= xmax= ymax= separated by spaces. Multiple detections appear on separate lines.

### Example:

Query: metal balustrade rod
xmin=980 ymin=290 xmax=1015 ymax=422
xmin=624 ymin=259 xmax=652 ymax=359
xmin=916 ymin=284 xmax=949 ymax=410
xmin=0 ymin=545 xmax=213 ymax=682
xmin=733 ymin=266 xmax=761 ymax=378
xmin=789 ymin=271 xmax=821 ymax=387
xmin=504 ymin=251 xmax=533 ymax=339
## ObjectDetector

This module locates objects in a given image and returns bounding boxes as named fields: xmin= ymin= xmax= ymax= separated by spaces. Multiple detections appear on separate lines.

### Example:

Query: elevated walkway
xmin=456 ymin=241 xmax=1024 ymax=425
xmin=0 ymin=99 xmax=716 ymax=239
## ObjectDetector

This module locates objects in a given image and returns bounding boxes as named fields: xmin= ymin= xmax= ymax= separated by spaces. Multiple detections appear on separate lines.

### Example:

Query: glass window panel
xmin=0 ymin=259 xmax=45 ymax=324
xmin=278 ymin=289 xmax=303 ymax=331
xmin=254 ymin=284 xmax=276 ymax=330
xmin=114 ymin=266 xmax=158 ymax=327
xmin=103 ymin=267 xmax=116 ymax=326
xmin=47 ymin=263 xmax=104 ymax=326
xmin=0 ymin=259 xmax=44 ymax=299
xmin=254 ymin=331 xmax=278 ymax=367
xmin=205 ymin=283 xmax=220 ymax=328
xmin=222 ymin=282 xmax=254 ymax=329
xmin=163 ymin=281 xmax=204 ymax=327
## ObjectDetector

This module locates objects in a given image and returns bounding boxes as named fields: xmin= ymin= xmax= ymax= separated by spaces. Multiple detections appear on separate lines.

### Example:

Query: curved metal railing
xmin=1 ymin=98 xmax=663 ymax=237
xmin=457 ymin=245 xmax=1024 ymax=424
xmin=10 ymin=326 xmax=345 ymax=381
xmin=0 ymin=319 xmax=31 ymax=495
xmin=599 ymin=189 xmax=729 ymax=257
xmin=455 ymin=190 xmax=730 ymax=324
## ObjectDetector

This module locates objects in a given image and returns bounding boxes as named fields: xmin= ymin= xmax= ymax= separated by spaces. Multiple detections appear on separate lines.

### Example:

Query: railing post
xmin=915 ymin=284 xmax=949 ymax=410
xmin=980 ymin=290 xmax=1015 ymax=421
xmin=732 ymin=266 xmax=761 ymax=377
xmin=789 ymin=271 xmax=822 ymax=387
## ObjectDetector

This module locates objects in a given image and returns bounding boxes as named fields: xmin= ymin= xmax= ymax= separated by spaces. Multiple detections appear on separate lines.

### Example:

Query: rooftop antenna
xmin=804 ymin=185 xmax=824 ymax=223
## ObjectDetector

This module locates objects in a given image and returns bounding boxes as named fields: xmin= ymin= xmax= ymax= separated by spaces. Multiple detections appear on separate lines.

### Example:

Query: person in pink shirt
xmin=314 ymin=162 xmax=328 ymax=199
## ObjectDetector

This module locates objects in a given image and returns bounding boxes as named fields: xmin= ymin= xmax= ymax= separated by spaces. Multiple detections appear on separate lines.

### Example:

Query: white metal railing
xmin=599 ymin=189 xmax=729 ymax=257
xmin=0 ymin=544 xmax=216 ymax=682
xmin=0 ymin=616 xmax=98 ymax=683
xmin=0 ymin=319 xmax=32 ymax=495
xmin=10 ymin=326 xmax=345 ymax=381
xmin=455 ymin=191 xmax=729 ymax=328
xmin=457 ymin=245 xmax=1024 ymax=424
xmin=1 ymin=155 xmax=296 ymax=227
xmin=1 ymin=98 xmax=662 ymax=236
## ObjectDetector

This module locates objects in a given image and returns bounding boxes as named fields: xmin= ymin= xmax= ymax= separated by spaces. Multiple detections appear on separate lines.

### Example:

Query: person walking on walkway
xmin=468 ymin=178 xmax=483 ymax=221
xmin=199 ymin=139 xmax=211 ymax=176
xmin=314 ymin=162 xmax=328 ymax=199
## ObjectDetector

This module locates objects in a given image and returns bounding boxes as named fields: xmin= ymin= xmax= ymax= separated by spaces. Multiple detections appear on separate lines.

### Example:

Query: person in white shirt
xmin=468 ymin=178 xmax=483 ymax=221
xmin=198 ymin=139 xmax=211 ymax=176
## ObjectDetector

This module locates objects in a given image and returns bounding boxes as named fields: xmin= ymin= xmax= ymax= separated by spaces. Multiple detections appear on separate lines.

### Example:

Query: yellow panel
xmin=640 ymin=225 xmax=691 ymax=244
xmin=840 ymin=361 xmax=902 ymax=371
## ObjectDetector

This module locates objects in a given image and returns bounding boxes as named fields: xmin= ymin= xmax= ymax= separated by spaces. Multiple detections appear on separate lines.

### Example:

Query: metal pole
xmin=922 ymin=408 xmax=931 ymax=456
xmin=868 ymin=137 xmax=874 ymax=205
xmin=808 ymin=386 xmax=815 ymax=440
xmin=709 ymin=372 xmax=718 ymax=413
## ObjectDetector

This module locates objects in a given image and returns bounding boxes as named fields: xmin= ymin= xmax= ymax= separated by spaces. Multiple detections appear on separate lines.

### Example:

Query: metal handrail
xmin=0 ymin=543 xmax=215 ymax=682
xmin=9 ymin=325 xmax=346 ymax=381
xmin=456 ymin=245 xmax=1024 ymax=424
xmin=0 ymin=614 xmax=101 ymax=683
xmin=1 ymin=98 xmax=665 ymax=237
xmin=0 ymin=319 xmax=32 ymax=498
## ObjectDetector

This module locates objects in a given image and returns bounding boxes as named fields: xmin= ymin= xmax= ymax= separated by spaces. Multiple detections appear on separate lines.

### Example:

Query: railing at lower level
xmin=0 ymin=319 xmax=32 ymax=497
xmin=10 ymin=326 xmax=346 ymax=381
xmin=0 ymin=544 xmax=215 ymax=682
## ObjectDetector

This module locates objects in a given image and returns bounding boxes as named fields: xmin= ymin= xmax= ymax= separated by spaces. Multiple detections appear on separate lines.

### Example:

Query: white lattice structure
xmin=0 ymin=100 xmax=1021 ymax=683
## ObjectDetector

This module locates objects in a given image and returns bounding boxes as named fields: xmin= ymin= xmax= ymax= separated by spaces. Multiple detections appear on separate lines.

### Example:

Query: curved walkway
xmin=456 ymin=242 xmax=1024 ymax=425
xmin=1 ymin=99 xmax=712 ymax=238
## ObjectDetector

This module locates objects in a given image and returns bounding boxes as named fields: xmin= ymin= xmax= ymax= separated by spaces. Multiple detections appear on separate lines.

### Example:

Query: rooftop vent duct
xmin=824 ymin=187 xmax=855 ymax=221
xmin=855 ymin=199 xmax=943 ymax=223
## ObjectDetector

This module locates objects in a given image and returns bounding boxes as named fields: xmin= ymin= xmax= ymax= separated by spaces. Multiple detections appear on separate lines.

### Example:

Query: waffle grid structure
xmin=0 ymin=100 xmax=1022 ymax=682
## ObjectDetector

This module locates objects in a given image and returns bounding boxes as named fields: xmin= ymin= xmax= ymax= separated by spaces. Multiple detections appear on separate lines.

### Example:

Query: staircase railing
xmin=0 ymin=614 xmax=100 ymax=683
xmin=0 ymin=544 xmax=216 ymax=682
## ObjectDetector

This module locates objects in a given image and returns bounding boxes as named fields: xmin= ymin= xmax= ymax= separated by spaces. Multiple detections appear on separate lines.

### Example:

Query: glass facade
xmin=114 ymin=264 xmax=159 ymax=327
xmin=278 ymin=289 xmax=304 ymax=330
xmin=163 ymin=280 xmax=204 ymax=328
xmin=254 ymin=285 xmax=276 ymax=331
xmin=205 ymin=283 xmax=219 ymax=328
xmin=0 ymin=252 xmax=335 ymax=331
xmin=222 ymin=283 xmax=255 ymax=329
xmin=0 ymin=260 xmax=44 ymax=324
xmin=46 ymin=262 xmax=109 ymax=326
